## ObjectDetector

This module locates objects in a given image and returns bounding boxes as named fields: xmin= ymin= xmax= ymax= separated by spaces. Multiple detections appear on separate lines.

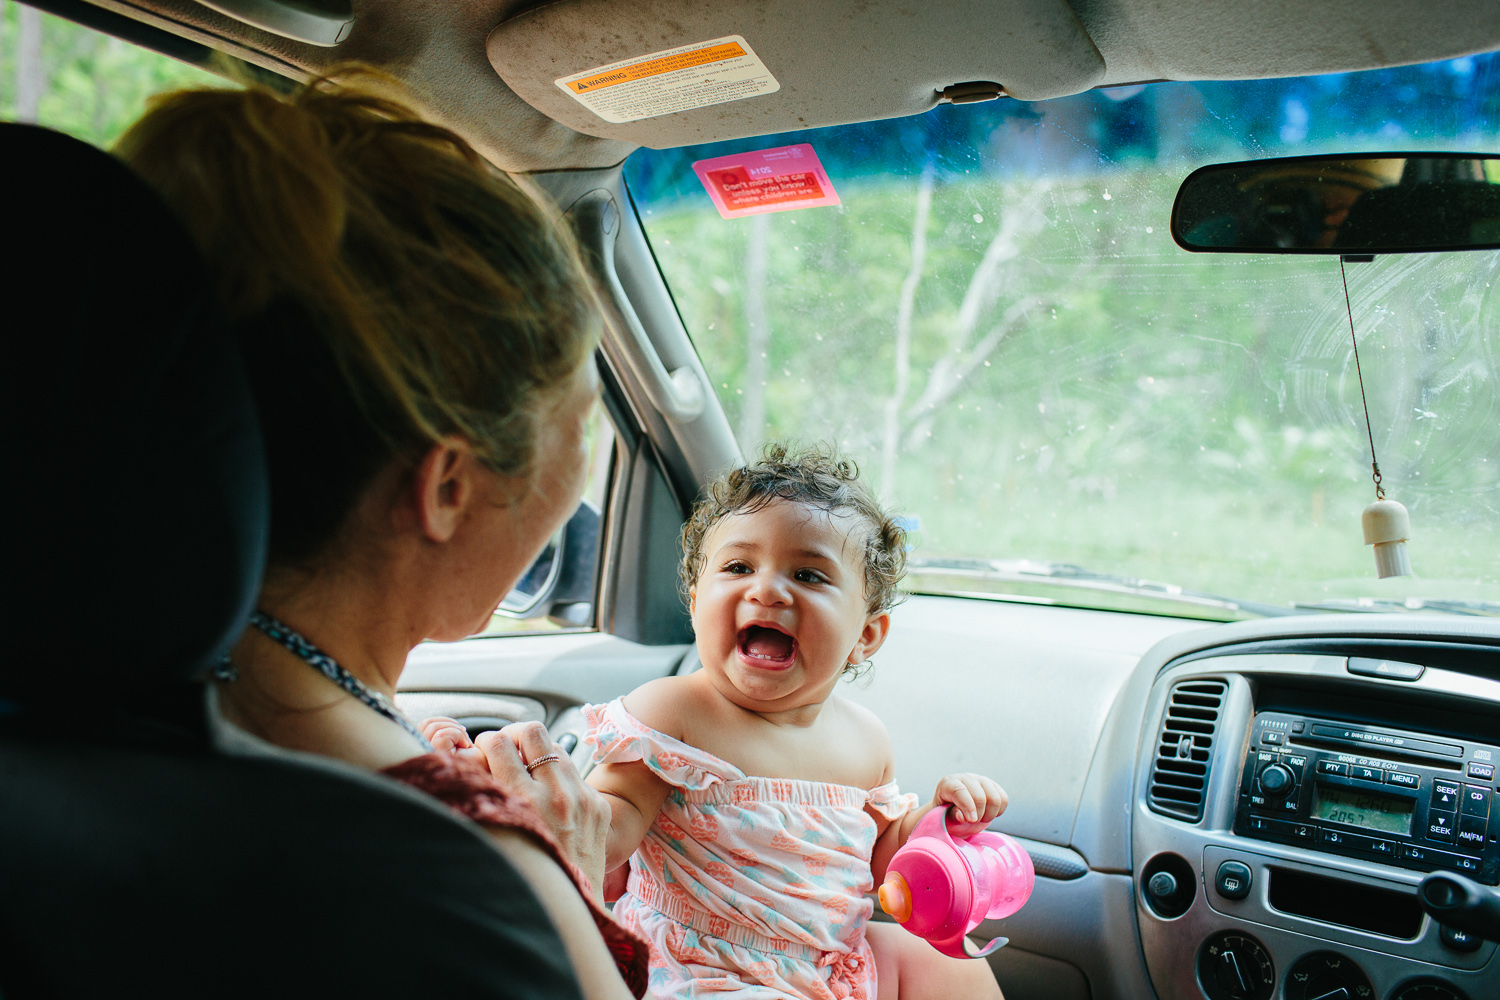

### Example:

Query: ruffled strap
xmin=582 ymin=698 xmax=743 ymax=791
xmin=866 ymin=780 xmax=920 ymax=823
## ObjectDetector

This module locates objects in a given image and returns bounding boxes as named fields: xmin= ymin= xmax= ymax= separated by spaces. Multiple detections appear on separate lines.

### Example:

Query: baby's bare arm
xmin=588 ymin=759 xmax=673 ymax=870
xmin=585 ymin=677 xmax=686 ymax=869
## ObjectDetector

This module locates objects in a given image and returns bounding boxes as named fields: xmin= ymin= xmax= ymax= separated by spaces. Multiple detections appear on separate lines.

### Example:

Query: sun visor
xmin=486 ymin=0 xmax=1106 ymax=148
xmin=1081 ymin=0 xmax=1500 ymax=87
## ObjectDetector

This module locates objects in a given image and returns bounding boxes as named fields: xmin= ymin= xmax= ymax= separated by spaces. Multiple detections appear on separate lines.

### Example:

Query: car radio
xmin=1234 ymin=711 xmax=1499 ymax=885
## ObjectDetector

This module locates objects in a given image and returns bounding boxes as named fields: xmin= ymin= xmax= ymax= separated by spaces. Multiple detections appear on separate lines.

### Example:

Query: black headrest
xmin=0 ymin=124 xmax=268 ymax=709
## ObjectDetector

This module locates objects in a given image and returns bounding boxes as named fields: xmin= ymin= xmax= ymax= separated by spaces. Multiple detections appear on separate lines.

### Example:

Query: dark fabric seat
xmin=0 ymin=123 xmax=581 ymax=1000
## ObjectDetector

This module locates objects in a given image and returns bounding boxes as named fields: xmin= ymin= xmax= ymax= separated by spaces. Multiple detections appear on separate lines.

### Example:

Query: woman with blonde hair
xmin=115 ymin=73 xmax=645 ymax=999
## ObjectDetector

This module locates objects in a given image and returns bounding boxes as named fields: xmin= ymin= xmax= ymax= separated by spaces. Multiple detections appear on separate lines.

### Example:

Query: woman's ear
xmin=411 ymin=437 xmax=479 ymax=543
xmin=849 ymin=612 xmax=890 ymax=665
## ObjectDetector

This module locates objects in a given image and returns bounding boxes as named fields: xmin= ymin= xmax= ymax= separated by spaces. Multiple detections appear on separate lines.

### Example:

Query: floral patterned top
xmin=584 ymin=698 xmax=918 ymax=1000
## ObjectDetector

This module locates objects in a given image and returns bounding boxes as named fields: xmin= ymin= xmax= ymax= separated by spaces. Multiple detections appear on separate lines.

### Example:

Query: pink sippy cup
xmin=876 ymin=805 xmax=1034 ymax=959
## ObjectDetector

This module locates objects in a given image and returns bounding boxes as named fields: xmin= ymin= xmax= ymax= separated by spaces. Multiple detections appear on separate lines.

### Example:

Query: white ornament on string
xmin=1361 ymin=499 xmax=1411 ymax=580
xmin=1340 ymin=256 xmax=1412 ymax=579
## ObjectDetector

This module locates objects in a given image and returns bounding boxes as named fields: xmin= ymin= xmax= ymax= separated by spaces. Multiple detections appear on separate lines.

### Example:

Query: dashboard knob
xmin=1147 ymin=871 xmax=1178 ymax=900
xmin=1197 ymin=931 xmax=1275 ymax=1000
xmin=1259 ymin=763 xmax=1294 ymax=796
xmin=1283 ymin=951 xmax=1372 ymax=1000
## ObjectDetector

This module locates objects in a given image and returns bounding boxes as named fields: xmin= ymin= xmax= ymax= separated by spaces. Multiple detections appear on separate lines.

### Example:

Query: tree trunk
xmin=740 ymin=213 xmax=771 ymax=450
xmin=16 ymin=4 xmax=45 ymax=124
xmin=880 ymin=163 xmax=935 ymax=499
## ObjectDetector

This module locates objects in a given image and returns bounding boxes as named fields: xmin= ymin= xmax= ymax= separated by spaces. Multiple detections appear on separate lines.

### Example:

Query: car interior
xmin=2 ymin=2 xmax=1499 ymax=999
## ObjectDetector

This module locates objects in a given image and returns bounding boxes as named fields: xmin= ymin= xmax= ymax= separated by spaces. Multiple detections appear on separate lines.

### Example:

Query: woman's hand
xmin=932 ymin=772 xmax=1009 ymax=837
xmin=475 ymin=722 xmax=612 ymax=901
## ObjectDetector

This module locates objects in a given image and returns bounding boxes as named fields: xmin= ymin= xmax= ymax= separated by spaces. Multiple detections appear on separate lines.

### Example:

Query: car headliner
xmin=70 ymin=0 xmax=1500 ymax=172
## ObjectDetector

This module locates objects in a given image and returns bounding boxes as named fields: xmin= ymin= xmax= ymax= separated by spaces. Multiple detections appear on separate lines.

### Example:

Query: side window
xmin=478 ymin=395 xmax=618 ymax=636
xmin=2 ymin=3 xmax=217 ymax=146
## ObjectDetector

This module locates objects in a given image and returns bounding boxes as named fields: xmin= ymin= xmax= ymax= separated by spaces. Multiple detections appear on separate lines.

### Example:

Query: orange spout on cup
xmin=878 ymin=872 xmax=913 ymax=923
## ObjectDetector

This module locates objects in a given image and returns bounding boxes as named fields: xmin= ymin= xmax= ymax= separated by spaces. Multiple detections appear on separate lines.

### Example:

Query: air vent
xmin=1148 ymin=679 xmax=1227 ymax=822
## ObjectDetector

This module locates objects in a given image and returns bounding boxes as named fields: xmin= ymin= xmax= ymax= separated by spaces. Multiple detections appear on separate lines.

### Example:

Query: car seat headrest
xmin=0 ymin=123 xmax=268 ymax=711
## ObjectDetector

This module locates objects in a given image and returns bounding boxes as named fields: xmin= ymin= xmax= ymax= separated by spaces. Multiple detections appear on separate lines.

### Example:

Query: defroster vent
xmin=1148 ymin=679 xmax=1227 ymax=822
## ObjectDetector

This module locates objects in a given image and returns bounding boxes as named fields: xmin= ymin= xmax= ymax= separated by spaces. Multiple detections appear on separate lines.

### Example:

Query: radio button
xmin=1441 ymin=854 xmax=1482 ymax=875
xmin=1261 ymin=731 xmax=1284 ymax=746
xmin=1351 ymin=764 xmax=1383 ymax=783
xmin=1318 ymin=828 xmax=1347 ymax=846
xmin=1456 ymin=815 xmax=1487 ymax=850
xmin=1468 ymin=761 xmax=1496 ymax=780
xmin=1400 ymin=843 xmax=1483 ymax=875
xmin=1317 ymin=761 xmax=1349 ymax=777
xmin=1259 ymin=763 xmax=1294 ymax=796
xmin=1385 ymin=771 xmax=1419 ymax=789
xmin=1399 ymin=843 xmax=1431 ymax=862
xmin=1291 ymin=720 xmax=1305 ymax=734
xmin=1426 ymin=810 xmax=1458 ymax=842
xmin=1431 ymin=780 xmax=1461 ymax=810
xmin=1339 ymin=831 xmax=1383 ymax=854
xmin=1461 ymin=785 xmax=1490 ymax=818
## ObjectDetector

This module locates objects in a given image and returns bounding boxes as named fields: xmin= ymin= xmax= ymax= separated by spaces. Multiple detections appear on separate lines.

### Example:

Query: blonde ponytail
xmin=116 ymin=68 xmax=600 ymax=561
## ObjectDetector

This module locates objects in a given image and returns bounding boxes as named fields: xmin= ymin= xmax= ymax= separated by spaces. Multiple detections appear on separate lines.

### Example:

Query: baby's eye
xmin=795 ymin=569 xmax=827 ymax=584
xmin=722 ymin=560 xmax=752 ymax=574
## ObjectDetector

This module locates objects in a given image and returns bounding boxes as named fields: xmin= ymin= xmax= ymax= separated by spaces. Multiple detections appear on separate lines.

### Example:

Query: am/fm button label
xmin=1456 ymin=815 xmax=1486 ymax=848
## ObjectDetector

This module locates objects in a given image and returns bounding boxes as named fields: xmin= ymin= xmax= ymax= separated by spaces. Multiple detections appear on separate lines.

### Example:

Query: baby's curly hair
xmin=679 ymin=443 xmax=908 ymax=617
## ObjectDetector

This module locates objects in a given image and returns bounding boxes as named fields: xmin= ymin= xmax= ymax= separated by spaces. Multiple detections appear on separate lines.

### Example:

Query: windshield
xmin=624 ymin=55 xmax=1500 ymax=619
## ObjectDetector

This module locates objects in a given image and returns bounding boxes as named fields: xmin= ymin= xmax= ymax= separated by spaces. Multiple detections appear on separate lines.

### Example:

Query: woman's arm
xmin=587 ymin=759 xmax=673 ymax=871
xmin=487 ymin=828 xmax=636 ymax=1000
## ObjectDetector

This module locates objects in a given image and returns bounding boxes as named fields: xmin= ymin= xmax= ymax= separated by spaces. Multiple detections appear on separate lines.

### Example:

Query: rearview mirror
xmin=1172 ymin=153 xmax=1500 ymax=254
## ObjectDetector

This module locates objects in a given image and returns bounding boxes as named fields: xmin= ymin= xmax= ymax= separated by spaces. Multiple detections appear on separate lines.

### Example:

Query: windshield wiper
xmin=1291 ymin=597 xmax=1500 ymax=617
xmin=905 ymin=557 xmax=1303 ymax=619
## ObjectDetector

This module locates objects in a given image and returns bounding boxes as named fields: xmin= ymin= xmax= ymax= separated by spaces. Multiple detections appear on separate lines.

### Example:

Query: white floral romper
xmin=584 ymin=698 xmax=919 ymax=1000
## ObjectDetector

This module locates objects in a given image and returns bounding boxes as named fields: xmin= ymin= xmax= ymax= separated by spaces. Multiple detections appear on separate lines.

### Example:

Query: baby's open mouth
xmin=737 ymin=624 xmax=796 ymax=667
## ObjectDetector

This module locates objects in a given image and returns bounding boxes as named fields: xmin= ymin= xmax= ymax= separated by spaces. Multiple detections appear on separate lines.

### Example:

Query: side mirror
xmin=496 ymin=500 xmax=601 ymax=627
xmin=1172 ymin=153 xmax=1500 ymax=254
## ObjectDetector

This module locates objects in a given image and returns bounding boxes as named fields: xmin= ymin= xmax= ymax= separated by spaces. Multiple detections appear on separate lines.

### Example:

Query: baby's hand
xmin=932 ymin=773 xmax=1009 ymax=836
xmin=421 ymin=716 xmax=476 ymax=755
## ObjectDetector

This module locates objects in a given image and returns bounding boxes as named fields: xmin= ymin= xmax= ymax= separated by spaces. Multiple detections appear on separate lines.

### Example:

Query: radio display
xmin=1312 ymin=784 xmax=1415 ymax=836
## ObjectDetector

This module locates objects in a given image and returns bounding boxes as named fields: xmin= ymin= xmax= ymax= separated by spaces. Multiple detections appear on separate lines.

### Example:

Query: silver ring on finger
xmin=524 ymin=752 xmax=564 ymax=774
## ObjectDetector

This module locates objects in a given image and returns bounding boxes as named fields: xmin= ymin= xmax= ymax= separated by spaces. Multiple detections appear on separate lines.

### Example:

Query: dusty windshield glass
xmin=625 ymin=56 xmax=1500 ymax=618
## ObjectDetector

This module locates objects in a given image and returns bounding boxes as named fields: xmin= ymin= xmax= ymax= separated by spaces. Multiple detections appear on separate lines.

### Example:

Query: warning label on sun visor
xmin=693 ymin=144 xmax=840 ymax=219
xmin=555 ymin=35 xmax=779 ymax=124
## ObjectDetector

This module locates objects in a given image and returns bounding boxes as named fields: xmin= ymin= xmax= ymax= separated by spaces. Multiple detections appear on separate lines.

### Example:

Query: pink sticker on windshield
xmin=693 ymin=144 xmax=841 ymax=219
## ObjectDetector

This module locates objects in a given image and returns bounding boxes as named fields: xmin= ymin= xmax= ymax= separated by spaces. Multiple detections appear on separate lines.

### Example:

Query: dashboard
xmin=1132 ymin=625 xmax=1500 ymax=1000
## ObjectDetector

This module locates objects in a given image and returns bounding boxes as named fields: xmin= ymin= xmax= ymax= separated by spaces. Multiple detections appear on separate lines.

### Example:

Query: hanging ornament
xmin=1362 ymin=499 xmax=1411 ymax=579
xmin=1340 ymin=256 xmax=1411 ymax=579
